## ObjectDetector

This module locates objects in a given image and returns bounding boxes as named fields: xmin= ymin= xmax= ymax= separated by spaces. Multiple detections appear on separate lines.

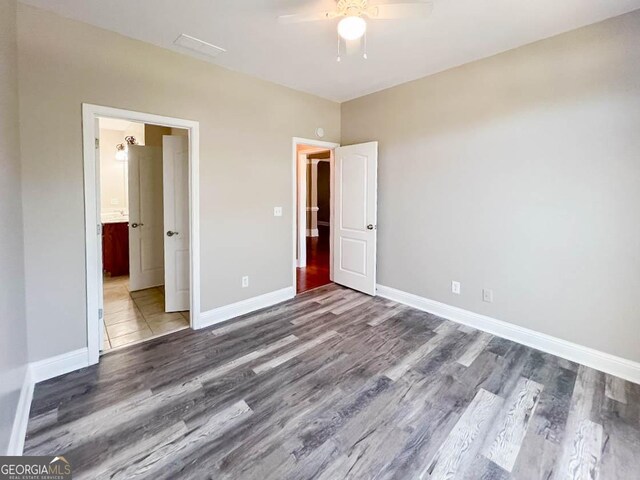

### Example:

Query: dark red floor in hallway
xmin=296 ymin=226 xmax=331 ymax=293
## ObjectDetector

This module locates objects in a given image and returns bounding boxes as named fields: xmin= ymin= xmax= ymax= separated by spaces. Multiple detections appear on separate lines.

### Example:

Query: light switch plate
xmin=273 ymin=207 xmax=283 ymax=217
xmin=242 ymin=276 xmax=249 ymax=288
xmin=483 ymin=288 xmax=493 ymax=303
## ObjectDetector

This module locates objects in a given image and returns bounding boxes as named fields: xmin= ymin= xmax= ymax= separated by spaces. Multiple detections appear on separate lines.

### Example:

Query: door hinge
xmin=95 ymin=138 xmax=100 ymax=149
xmin=97 ymin=223 xmax=102 ymax=235
xmin=98 ymin=308 xmax=103 ymax=319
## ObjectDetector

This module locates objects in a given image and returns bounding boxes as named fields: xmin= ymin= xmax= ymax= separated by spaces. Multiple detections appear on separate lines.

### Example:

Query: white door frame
xmin=296 ymin=147 xmax=328 ymax=269
xmin=291 ymin=137 xmax=339 ymax=292
xmin=82 ymin=104 xmax=200 ymax=365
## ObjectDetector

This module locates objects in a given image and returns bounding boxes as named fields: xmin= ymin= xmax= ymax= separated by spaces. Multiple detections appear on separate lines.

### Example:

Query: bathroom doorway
xmin=98 ymin=119 xmax=191 ymax=351
xmin=83 ymin=104 xmax=201 ymax=365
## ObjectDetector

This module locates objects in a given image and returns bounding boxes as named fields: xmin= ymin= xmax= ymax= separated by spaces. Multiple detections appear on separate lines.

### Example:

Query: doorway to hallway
xmin=294 ymin=139 xmax=337 ymax=294
xmin=291 ymin=137 xmax=378 ymax=296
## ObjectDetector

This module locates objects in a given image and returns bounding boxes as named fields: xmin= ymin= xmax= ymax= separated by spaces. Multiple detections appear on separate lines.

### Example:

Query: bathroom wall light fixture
xmin=115 ymin=136 xmax=138 ymax=162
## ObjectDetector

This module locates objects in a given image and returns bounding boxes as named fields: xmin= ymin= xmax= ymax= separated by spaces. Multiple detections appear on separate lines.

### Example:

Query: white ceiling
xmin=21 ymin=0 xmax=640 ymax=102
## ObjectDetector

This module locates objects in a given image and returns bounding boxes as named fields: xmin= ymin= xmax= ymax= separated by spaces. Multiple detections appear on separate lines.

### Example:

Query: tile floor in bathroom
xmin=102 ymin=275 xmax=189 ymax=351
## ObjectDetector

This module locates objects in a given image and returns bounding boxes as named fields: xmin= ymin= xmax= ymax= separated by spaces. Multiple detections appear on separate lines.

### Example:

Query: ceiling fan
xmin=278 ymin=0 xmax=434 ymax=57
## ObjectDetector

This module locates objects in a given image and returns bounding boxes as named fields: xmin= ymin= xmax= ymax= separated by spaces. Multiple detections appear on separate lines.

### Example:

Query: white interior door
xmin=163 ymin=135 xmax=190 ymax=312
xmin=128 ymin=145 xmax=165 ymax=291
xmin=333 ymin=141 xmax=378 ymax=295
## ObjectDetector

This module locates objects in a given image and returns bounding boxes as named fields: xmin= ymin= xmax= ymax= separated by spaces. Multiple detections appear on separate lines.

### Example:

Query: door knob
xmin=167 ymin=231 xmax=179 ymax=237
xmin=131 ymin=223 xmax=143 ymax=228
xmin=367 ymin=224 xmax=375 ymax=230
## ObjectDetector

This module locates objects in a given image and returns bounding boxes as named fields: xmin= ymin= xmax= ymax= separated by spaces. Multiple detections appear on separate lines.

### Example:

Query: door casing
xmin=82 ymin=104 xmax=200 ymax=365
xmin=291 ymin=137 xmax=340 ymax=292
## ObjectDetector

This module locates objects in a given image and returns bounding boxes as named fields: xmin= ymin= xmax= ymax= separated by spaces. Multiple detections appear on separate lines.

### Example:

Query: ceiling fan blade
xmin=366 ymin=1 xmax=434 ymax=20
xmin=278 ymin=10 xmax=339 ymax=24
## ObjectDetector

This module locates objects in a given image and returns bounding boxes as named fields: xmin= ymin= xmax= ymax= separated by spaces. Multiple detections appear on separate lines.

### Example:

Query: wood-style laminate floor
xmin=24 ymin=284 xmax=639 ymax=479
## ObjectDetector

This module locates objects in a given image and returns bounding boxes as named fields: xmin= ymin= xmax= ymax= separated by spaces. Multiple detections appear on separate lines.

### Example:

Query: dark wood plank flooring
xmin=24 ymin=284 xmax=640 ymax=479
xmin=297 ymin=225 xmax=331 ymax=293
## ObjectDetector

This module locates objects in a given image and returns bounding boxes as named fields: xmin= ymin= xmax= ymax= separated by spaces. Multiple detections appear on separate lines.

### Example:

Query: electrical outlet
xmin=483 ymin=288 xmax=493 ymax=303
xmin=242 ymin=276 xmax=249 ymax=288
xmin=451 ymin=281 xmax=461 ymax=295
xmin=273 ymin=206 xmax=283 ymax=217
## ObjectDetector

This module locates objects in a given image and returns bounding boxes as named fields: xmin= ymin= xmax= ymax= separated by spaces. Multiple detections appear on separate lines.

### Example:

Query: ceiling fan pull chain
xmin=337 ymin=34 xmax=342 ymax=62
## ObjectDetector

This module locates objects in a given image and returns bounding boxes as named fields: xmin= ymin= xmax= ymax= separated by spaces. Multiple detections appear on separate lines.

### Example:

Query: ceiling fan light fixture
xmin=337 ymin=15 xmax=366 ymax=41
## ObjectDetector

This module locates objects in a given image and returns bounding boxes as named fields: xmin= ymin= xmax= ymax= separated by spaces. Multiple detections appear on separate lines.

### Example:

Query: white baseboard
xmin=30 ymin=348 xmax=90 ymax=384
xmin=197 ymin=287 xmax=296 ymax=329
xmin=8 ymin=348 xmax=88 ymax=455
xmin=8 ymin=286 xmax=297 ymax=454
xmin=7 ymin=367 xmax=33 ymax=456
xmin=306 ymin=228 xmax=319 ymax=237
xmin=377 ymin=284 xmax=640 ymax=384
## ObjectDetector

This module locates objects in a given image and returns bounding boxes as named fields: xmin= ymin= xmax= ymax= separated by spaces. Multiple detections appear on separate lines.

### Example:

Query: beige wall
xmin=144 ymin=124 xmax=172 ymax=147
xmin=99 ymin=128 xmax=134 ymax=215
xmin=170 ymin=127 xmax=188 ymax=137
xmin=18 ymin=4 xmax=340 ymax=362
xmin=342 ymin=10 xmax=640 ymax=362
xmin=0 ymin=0 xmax=28 ymax=453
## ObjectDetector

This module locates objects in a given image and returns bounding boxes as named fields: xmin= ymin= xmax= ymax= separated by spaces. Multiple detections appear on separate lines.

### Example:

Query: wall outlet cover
xmin=451 ymin=281 xmax=461 ymax=295
xmin=242 ymin=276 xmax=249 ymax=288
xmin=273 ymin=207 xmax=283 ymax=217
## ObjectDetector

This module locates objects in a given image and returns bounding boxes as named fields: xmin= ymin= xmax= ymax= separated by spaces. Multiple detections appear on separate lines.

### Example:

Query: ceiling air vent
xmin=173 ymin=34 xmax=226 ymax=59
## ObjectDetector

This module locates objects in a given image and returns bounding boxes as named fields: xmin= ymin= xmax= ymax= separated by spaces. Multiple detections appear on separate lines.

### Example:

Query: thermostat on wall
xmin=315 ymin=127 xmax=325 ymax=138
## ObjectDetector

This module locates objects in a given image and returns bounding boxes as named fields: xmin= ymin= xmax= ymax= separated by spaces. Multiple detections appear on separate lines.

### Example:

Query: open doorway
xmin=293 ymin=138 xmax=379 ymax=298
xmin=83 ymin=104 xmax=200 ymax=366
xmin=98 ymin=119 xmax=190 ymax=351
xmin=294 ymin=138 xmax=339 ymax=294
